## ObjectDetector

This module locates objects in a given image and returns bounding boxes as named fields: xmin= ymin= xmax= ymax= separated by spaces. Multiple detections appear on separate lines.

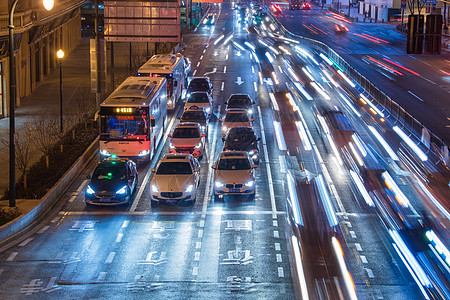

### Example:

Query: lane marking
xmin=200 ymin=55 xmax=203 ymax=60
xmin=275 ymin=243 xmax=281 ymax=251
xmin=366 ymin=268 xmax=375 ymax=278
xmin=199 ymin=220 xmax=205 ymax=228
xmin=69 ymin=180 xmax=89 ymax=203
xmin=197 ymin=62 xmax=201 ymax=67
xmin=350 ymin=231 xmax=357 ymax=239
xmin=97 ymin=272 xmax=107 ymax=281
xmin=355 ymin=243 xmax=362 ymax=251
xmin=105 ymin=252 xmax=116 ymax=264
xmin=115 ymin=233 xmax=124 ymax=243
xmin=6 ymin=252 xmax=18 ymax=262
xmin=130 ymin=107 xmax=180 ymax=212
xmin=278 ymin=267 xmax=284 ymax=277
xmin=198 ymin=229 xmax=203 ymax=238
xmin=18 ymin=238 xmax=34 ymax=247
xmin=37 ymin=226 xmax=50 ymax=234
xmin=278 ymin=66 xmax=283 ymax=73
xmin=279 ymin=155 xmax=286 ymax=173
xmin=224 ymin=66 xmax=227 ymax=73
xmin=361 ymin=255 xmax=368 ymax=264
xmin=254 ymin=82 xmax=257 ymax=92
xmin=192 ymin=266 xmax=198 ymax=276
xmin=276 ymin=253 xmax=282 ymax=262
xmin=273 ymin=231 xmax=279 ymax=238
xmin=273 ymin=220 xmax=278 ymax=227
xmin=194 ymin=251 xmax=200 ymax=261
xmin=196 ymin=242 xmax=202 ymax=249
xmin=122 ymin=220 xmax=130 ymax=228
xmin=221 ymin=82 xmax=225 ymax=91
xmin=193 ymin=70 xmax=197 ymax=76
xmin=408 ymin=90 xmax=424 ymax=102
xmin=226 ymin=54 xmax=229 ymax=60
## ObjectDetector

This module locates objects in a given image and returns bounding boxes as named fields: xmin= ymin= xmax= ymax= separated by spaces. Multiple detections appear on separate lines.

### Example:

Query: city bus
xmin=99 ymin=76 xmax=167 ymax=162
xmin=136 ymin=53 xmax=185 ymax=110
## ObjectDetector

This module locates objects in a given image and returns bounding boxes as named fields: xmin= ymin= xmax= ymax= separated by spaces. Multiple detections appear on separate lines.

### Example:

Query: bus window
xmin=101 ymin=115 xmax=148 ymax=140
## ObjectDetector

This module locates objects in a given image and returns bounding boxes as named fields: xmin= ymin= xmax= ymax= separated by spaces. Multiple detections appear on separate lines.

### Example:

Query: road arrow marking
xmin=204 ymin=67 xmax=217 ymax=76
xmin=235 ymin=77 xmax=244 ymax=85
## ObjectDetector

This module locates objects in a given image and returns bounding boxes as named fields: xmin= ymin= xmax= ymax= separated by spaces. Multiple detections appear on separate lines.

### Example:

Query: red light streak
xmin=352 ymin=33 xmax=381 ymax=43
xmin=440 ymin=69 xmax=450 ymax=76
xmin=360 ymin=33 xmax=389 ymax=43
xmin=310 ymin=24 xmax=328 ymax=35
xmin=303 ymin=24 xmax=318 ymax=34
xmin=368 ymin=56 xmax=404 ymax=76
xmin=382 ymin=58 xmax=420 ymax=76
xmin=327 ymin=12 xmax=351 ymax=23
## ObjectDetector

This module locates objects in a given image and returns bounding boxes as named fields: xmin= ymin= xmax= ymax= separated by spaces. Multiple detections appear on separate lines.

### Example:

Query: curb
xmin=0 ymin=136 xmax=99 ymax=244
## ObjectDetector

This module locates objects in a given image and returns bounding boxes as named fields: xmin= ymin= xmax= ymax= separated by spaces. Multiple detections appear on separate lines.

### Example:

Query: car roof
xmin=98 ymin=159 xmax=127 ymax=167
xmin=190 ymin=77 xmax=210 ymax=82
xmin=161 ymin=153 xmax=192 ymax=162
xmin=227 ymin=126 xmax=255 ymax=133
xmin=184 ymin=105 xmax=207 ymax=112
xmin=219 ymin=151 xmax=249 ymax=158
xmin=175 ymin=122 xmax=201 ymax=129
xmin=228 ymin=93 xmax=251 ymax=99
xmin=225 ymin=108 xmax=249 ymax=113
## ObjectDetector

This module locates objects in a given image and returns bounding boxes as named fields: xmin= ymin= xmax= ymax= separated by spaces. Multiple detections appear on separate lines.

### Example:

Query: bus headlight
xmin=100 ymin=149 xmax=111 ymax=156
xmin=138 ymin=149 xmax=150 ymax=156
xmin=116 ymin=186 xmax=127 ymax=195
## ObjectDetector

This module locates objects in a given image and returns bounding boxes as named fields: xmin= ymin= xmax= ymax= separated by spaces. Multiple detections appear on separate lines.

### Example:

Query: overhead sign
xmin=401 ymin=0 xmax=406 ymax=9
xmin=104 ymin=0 xmax=180 ymax=43
xmin=421 ymin=0 xmax=438 ymax=3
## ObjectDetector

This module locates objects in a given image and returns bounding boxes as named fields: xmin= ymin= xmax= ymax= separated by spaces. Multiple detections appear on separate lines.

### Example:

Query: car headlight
xmin=215 ymin=181 xmax=224 ymax=188
xmin=86 ymin=185 xmax=95 ymax=194
xmin=138 ymin=149 xmax=150 ymax=156
xmin=202 ymin=125 xmax=206 ymax=132
xmin=169 ymin=142 xmax=175 ymax=149
xmin=205 ymin=107 xmax=211 ymax=113
xmin=185 ymin=184 xmax=194 ymax=193
xmin=203 ymin=19 xmax=207 ymax=24
xmin=151 ymin=184 xmax=159 ymax=193
xmin=248 ymin=150 xmax=256 ymax=155
xmin=187 ymin=93 xmax=191 ymax=98
xmin=248 ymin=108 xmax=253 ymax=115
xmin=222 ymin=126 xmax=227 ymax=132
xmin=116 ymin=186 xmax=127 ymax=195
xmin=100 ymin=149 xmax=110 ymax=156
xmin=244 ymin=181 xmax=254 ymax=187
xmin=195 ymin=142 xmax=202 ymax=149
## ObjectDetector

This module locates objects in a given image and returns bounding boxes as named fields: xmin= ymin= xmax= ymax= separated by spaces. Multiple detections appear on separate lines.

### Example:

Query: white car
xmin=184 ymin=92 xmax=213 ymax=116
xmin=220 ymin=108 xmax=253 ymax=137
xmin=169 ymin=122 xmax=206 ymax=159
xmin=150 ymin=154 xmax=200 ymax=206
xmin=212 ymin=151 xmax=257 ymax=200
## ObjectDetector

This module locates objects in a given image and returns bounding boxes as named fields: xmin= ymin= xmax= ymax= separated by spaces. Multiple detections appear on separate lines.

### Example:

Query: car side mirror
xmin=86 ymin=174 xmax=91 ymax=179
xmin=251 ymin=118 xmax=254 ymax=122
xmin=194 ymin=167 xmax=200 ymax=172
xmin=257 ymin=137 xmax=261 ymax=141
xmin=151 ymin=168 xmax=156 ymax=172
xmin=202 ymin=133 xmax=206 ymax=137
xmin=168 ymin=134 xmax=172 ymax=138
xmin=211 ymin=165 xmax=216 ymax=169
xmin=252 ymin=164 xmax=257 ymax=168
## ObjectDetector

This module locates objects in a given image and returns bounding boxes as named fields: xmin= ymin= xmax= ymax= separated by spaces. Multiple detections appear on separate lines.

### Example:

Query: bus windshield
xmin=100 ymin=115 xmax=148 ymax=140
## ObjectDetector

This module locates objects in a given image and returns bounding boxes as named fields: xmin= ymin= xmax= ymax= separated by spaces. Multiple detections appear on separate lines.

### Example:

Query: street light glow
xmin=57 ymin=49 xmax=64 ymax=59
xmin=43 ymin=0 xmax=54 ymax=11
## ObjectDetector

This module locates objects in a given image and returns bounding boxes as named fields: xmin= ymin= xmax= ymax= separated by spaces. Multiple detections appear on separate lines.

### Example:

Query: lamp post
xmin=57 ymin=49 xmax=64 ymax=134
xmin=8 ymin=0 xmax=54 ymax=207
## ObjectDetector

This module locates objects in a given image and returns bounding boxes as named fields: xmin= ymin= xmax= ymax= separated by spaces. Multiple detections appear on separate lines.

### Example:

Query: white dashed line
xmin=278 ymin=66 xmax=283 ymax=73
xmin=6 ymin=252 xmax=18 ymax=262
xmin=275 ymin=243 xmax=281 ymax=251
xmin=360 ymin=255 xmax=368 ymax=264
xmin=408 ymin=90 xmax=424 ymax=102
xmin=273 ymin=220 xmax=278 ymax=227
xmin=192 ymin=266 xmax=198 ymax=276
xmin=366 ymin=268 xmax=375 ymax=278
xmin=199 ymin=220 xmax=205 ymax=228
xmin=273 ymin=231 xmax=279 ymax=238
xmin=254 ymin=82 xmax=257 ymax=92
xmin=279 ymin=155 xmax=286 ymax=173
xmin=198 ymin=229 xmax=203 ymax=238
xmin=355 ymin=243 xmax=362 ymax=251
xmin=193 ymin=70 xmax=197 ymax=76
xmin=200 ymin=55 xmax=203 ymax=60
xmin=252 ymin=66 xmax=255 ymax=73
xmin=203 ymin=49 xmax=206 ymax=53
xmin=224 ymin=66 xmax=227 ymax=73
xmin=226 ymin=54 xmax=229 ymax=60
xmin=350 ymin=231 xmax=357 ymax=239
xmin=194 ymin=252 xmax=200 ymax=261
xmin=18 ymin=238 xmax=34 ymax=247
xmin=115 ymin=233 xmax=124 ymax=243
xmin=121 ymin=220 xmax=130 ymax=228
xmin=37 ymin=226 xmax=50 ymax=234
xmin=276 ymin=254 xmax=282 ymax=262
xmin=221 ymin=82 xmax=225 ymax=91
xmin=278 ymin=267 xmax=285 ymax=277
xmin=69 ymin=180 xmax=89 ymax=202
xmin=196 ymin=242 xmax=202 ymax=249
xmin=197 ymin=62 xmax=201 ymax=67
xmin=105 ymin=252 xmax=116 ymax=264
xmin=97 ymin=272 xmax=107 ymax=281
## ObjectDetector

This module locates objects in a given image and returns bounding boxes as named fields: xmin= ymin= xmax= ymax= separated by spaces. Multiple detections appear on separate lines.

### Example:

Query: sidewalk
xmin=0 ymin=38 xmax=153 ymax=197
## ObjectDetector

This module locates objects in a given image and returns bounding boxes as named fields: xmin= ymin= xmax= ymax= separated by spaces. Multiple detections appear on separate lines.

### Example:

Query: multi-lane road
xmin=0 ymin=2 xmax=448 ymax=299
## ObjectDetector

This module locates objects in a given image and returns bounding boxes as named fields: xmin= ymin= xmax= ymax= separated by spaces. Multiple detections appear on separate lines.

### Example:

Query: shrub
xmin=0 ymin=206 xmax=21 ymax=226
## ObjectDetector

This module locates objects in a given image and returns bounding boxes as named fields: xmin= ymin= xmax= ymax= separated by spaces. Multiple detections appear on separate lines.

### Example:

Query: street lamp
xmin=57 ymin=49 xmax=64 ymax=134
xmin=8 ymin=0 xmax=53 ymax=207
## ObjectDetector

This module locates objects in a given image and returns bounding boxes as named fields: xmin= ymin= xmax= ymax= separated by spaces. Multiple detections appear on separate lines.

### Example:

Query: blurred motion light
xmin=382 ymin=171 xmax=410 ymax=207
xmin=295 ymin=121 xmax=312 ymax=151
xmin=393 ymin=126 xmax=428 ymax=162
xmin=287 ymin=173 xmax=303 ymax=225
xmin=331 ymin=237 xmax=358 ymax=300
xmin=350 ymin=170 xmax=374 ymax=206
xmin=368 ymin=126 xmax=399 ymax=161
xmin=291 ymin=235 xmax=309 ymax=299
xmin=316 ymin=175 xmax=338 ymax=226
xmin=337 ymin=70 xmax=355 ymax=87
xmin=426 ymin=230 xmax=450 ymax=268
xmin=43 ymin=0 xmax=54 ymax=11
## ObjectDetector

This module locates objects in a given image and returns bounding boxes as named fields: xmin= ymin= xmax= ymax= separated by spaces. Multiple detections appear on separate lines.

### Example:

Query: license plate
xmin=100 ymin=198 xmax=111 ymax=202
xmin=229 ymin=188 xmax=240 ymax=193
xmin=166 ymin=199 xmax=177 ymax=204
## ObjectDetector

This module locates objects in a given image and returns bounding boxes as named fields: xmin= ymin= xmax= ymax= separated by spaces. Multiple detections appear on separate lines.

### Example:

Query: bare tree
xmin=408 ymin=0 xmax=425 ymax=15
xmin=32 ymin=115 xmax=61 ymax=168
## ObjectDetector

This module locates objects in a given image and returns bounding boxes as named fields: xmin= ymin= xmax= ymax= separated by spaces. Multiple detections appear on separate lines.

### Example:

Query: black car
xmin=186 ymin=77 xmax=213 ymax=98
xmin=180 ymin=105 xmax=210 ymax=135
xmin=223 ymin=127 xmax=260 ymax=164
xmin=225 ymin=94 xmax=256 ymax=116
xmin=85 ymin=158 xmax=138 ymax=205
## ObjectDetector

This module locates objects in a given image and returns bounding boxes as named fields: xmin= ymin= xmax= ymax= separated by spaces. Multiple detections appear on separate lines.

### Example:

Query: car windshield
xmin=225 ymin=112 xmax=249 ymax=122
xmin=188 ymin=94 xmax=209 ymax=103
xmin=173 ymin=127 xmax=200 ymax=138
xmin=227 ymin=129 xmax=256 ymax=142
xmin=157 ymin=162 xmax=193 ymax=175
xmin=217 ymin=158 xmax=251 ymax=170
xmin=92 ymin=165 xmax=126 ymax=180
xmin=182 ymin=111 xmax=206 ymax=121
xmin=228 ymin=96 xmax=251 ymax=107
xmin=189 ymin=80 xmax=209 ymax=91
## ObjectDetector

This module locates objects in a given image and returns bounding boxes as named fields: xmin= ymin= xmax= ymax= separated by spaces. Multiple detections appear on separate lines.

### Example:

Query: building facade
xmin=0 ymin=0 xmax=84 ymax=119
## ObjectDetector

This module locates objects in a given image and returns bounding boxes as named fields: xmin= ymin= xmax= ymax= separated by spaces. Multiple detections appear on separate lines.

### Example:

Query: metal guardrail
xmin=268 ymin=12 xmax=449 ymax=164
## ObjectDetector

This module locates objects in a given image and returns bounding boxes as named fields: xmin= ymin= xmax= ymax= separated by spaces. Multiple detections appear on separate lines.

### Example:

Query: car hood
xmin=214 ymin=169 xmax=254 ymax=184
xmin=223 ymin=122 xmax=251 ymax=128
xmin=89 ymin=180 xmax=126 ymax=194
xmin=171 ymin=138 xmax=201 ymax=148
xmin=225 ymin=138 xmax=257 ymax=151
xmin=152 ymin=175 xmax=194 ymax=192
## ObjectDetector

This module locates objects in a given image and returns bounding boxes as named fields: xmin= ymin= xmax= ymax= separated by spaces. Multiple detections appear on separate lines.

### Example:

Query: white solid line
xmin=97 ymin=272 xmax=107 ymax=281
xmin=221 ymin=82 xmax=225 ymax=91
xmin=192 ymin=266 xmax=199 ymax=276
xmin=105 ymin=252 xmax=116 ymax=264
xmin=366 ymin=268 xmax=375 ymax=278
xmin=116 ymin=233 xmax=124 ymax=243
xmin=278 ymin=267 xmax=285 ymax=277
xmin=273 ymin=231 xmax=279 ymax=238
xmin=360 ymin=255 xmax=368 ymax=264
xmin=37 ymin=225 xmax=50 ymax=234
xmin=196 ymin=242 xmax=202 ymax=249
xmin=276 ymin=253 xmax=282 ymax=262
xmin=224 ymin=66 xmax=227 ymax=73
xmin=6 ymin=252 xmax=18 ymax=262
xmin=408 ymin=90 xmax=424 ymax=102
xmin=122 ymin=220 xmax=130 ymax=228
xmin=355 ymin=243 xmax=362 ymax=251
xmin=18 ymin=238 xmax=34 ymax=247
xmin=198 ymin=229 xmax=203 ymax=238
xmin=194 ymin=252 xmax=200 ymax=261
xmin=275 ymin=243 xmax=281 ymax=251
